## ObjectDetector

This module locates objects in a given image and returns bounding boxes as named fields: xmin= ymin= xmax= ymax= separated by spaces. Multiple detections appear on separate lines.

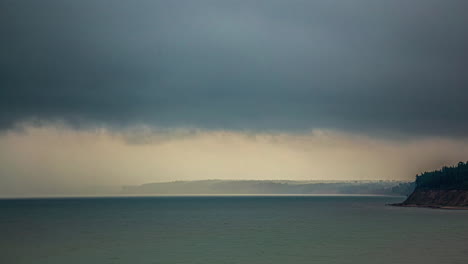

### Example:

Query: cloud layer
xmin=2 ymin=1 xmax=468 ymax=196
xmin=1 ymin=0 xmax=468 ymax=136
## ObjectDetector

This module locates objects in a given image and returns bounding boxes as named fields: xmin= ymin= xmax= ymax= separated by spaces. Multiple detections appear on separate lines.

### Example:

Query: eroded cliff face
xmin=402 ymin=189 xmax=468 ymax=207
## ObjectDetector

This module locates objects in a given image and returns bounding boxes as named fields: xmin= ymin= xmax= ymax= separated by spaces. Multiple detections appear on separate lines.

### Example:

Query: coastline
xmin=389 ymin=203 xmax=468 ymax=210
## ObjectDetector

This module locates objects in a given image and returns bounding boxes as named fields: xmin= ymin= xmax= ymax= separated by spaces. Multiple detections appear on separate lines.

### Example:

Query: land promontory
xmin=394 ymin=161 xmax=468 ymax=209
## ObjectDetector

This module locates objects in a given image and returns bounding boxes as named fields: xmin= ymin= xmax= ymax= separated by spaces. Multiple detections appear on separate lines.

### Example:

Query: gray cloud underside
xmin=1 ymin=0 xmax=468 ymax=136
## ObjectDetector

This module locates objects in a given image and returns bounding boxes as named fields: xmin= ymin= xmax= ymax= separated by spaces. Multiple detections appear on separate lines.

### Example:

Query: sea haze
xmin=1 ymin=196 xmax=467 ymax=264
xmin=121 ymin=180 xmax=414 ymax=196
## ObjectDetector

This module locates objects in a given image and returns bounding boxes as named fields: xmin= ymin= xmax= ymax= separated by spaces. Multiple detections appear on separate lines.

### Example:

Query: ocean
xmin=1 ymin=195 xmax=467 ymax=264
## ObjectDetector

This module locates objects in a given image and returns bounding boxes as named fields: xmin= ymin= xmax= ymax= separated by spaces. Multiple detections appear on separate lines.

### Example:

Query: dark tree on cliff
xmin=416 ymin=161 xmax=468 ymax=190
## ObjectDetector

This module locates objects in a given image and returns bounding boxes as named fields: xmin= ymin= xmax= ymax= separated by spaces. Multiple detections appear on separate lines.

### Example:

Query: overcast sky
xmin=1 ymin=1 xmax=468 ymax=196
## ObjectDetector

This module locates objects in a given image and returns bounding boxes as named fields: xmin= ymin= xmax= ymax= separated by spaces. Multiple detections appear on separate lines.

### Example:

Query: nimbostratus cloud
xmin=1 ymin=0 xmax=467 ymax=137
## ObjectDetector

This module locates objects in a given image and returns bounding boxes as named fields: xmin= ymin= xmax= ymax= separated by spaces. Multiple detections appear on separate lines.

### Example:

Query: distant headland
xmin=122 ymin=180 xmax=414 ymax=196
xmin=392 ymin=161 xmax=468 ymax=209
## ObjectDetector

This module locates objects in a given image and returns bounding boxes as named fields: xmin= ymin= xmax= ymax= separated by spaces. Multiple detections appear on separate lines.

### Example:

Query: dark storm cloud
xmin=1 ymin=0 xmax=467 ymax=136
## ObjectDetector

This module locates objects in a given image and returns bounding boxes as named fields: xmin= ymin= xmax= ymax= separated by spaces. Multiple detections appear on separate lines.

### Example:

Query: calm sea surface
xmin=1 ymin=196 xmax=467 ymax=264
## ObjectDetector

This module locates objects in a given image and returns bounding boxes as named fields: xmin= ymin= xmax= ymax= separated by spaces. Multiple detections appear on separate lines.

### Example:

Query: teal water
xmin=1 ymin=196 xmax=467 ymax=264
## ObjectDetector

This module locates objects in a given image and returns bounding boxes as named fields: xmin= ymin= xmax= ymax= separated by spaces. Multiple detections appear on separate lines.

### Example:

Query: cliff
xmin=398 ymin=189 xmax=468 ymax=208
xmin=393 ymin=161 xmax=468 ymax=209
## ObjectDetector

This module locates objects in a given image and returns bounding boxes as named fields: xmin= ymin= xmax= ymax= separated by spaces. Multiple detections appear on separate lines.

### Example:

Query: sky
xmin=1 ymin=0 xmax=468 ymax=196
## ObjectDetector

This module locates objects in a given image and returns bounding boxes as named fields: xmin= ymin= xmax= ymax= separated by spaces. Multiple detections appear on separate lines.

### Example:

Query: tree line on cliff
xmin=416 ymin=161 xmax=468 ymax=190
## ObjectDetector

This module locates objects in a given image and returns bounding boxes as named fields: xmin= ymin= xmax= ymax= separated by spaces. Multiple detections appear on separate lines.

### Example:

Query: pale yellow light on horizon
xmin=1 ymin=125 xmax=468 ymax=196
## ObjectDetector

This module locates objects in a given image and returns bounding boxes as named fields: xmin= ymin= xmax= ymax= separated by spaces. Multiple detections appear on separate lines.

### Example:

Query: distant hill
xmin=122 ymin=180 xmax=413 ymax=196
xmin=394 ymin=161 xmax=468 ymax=209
